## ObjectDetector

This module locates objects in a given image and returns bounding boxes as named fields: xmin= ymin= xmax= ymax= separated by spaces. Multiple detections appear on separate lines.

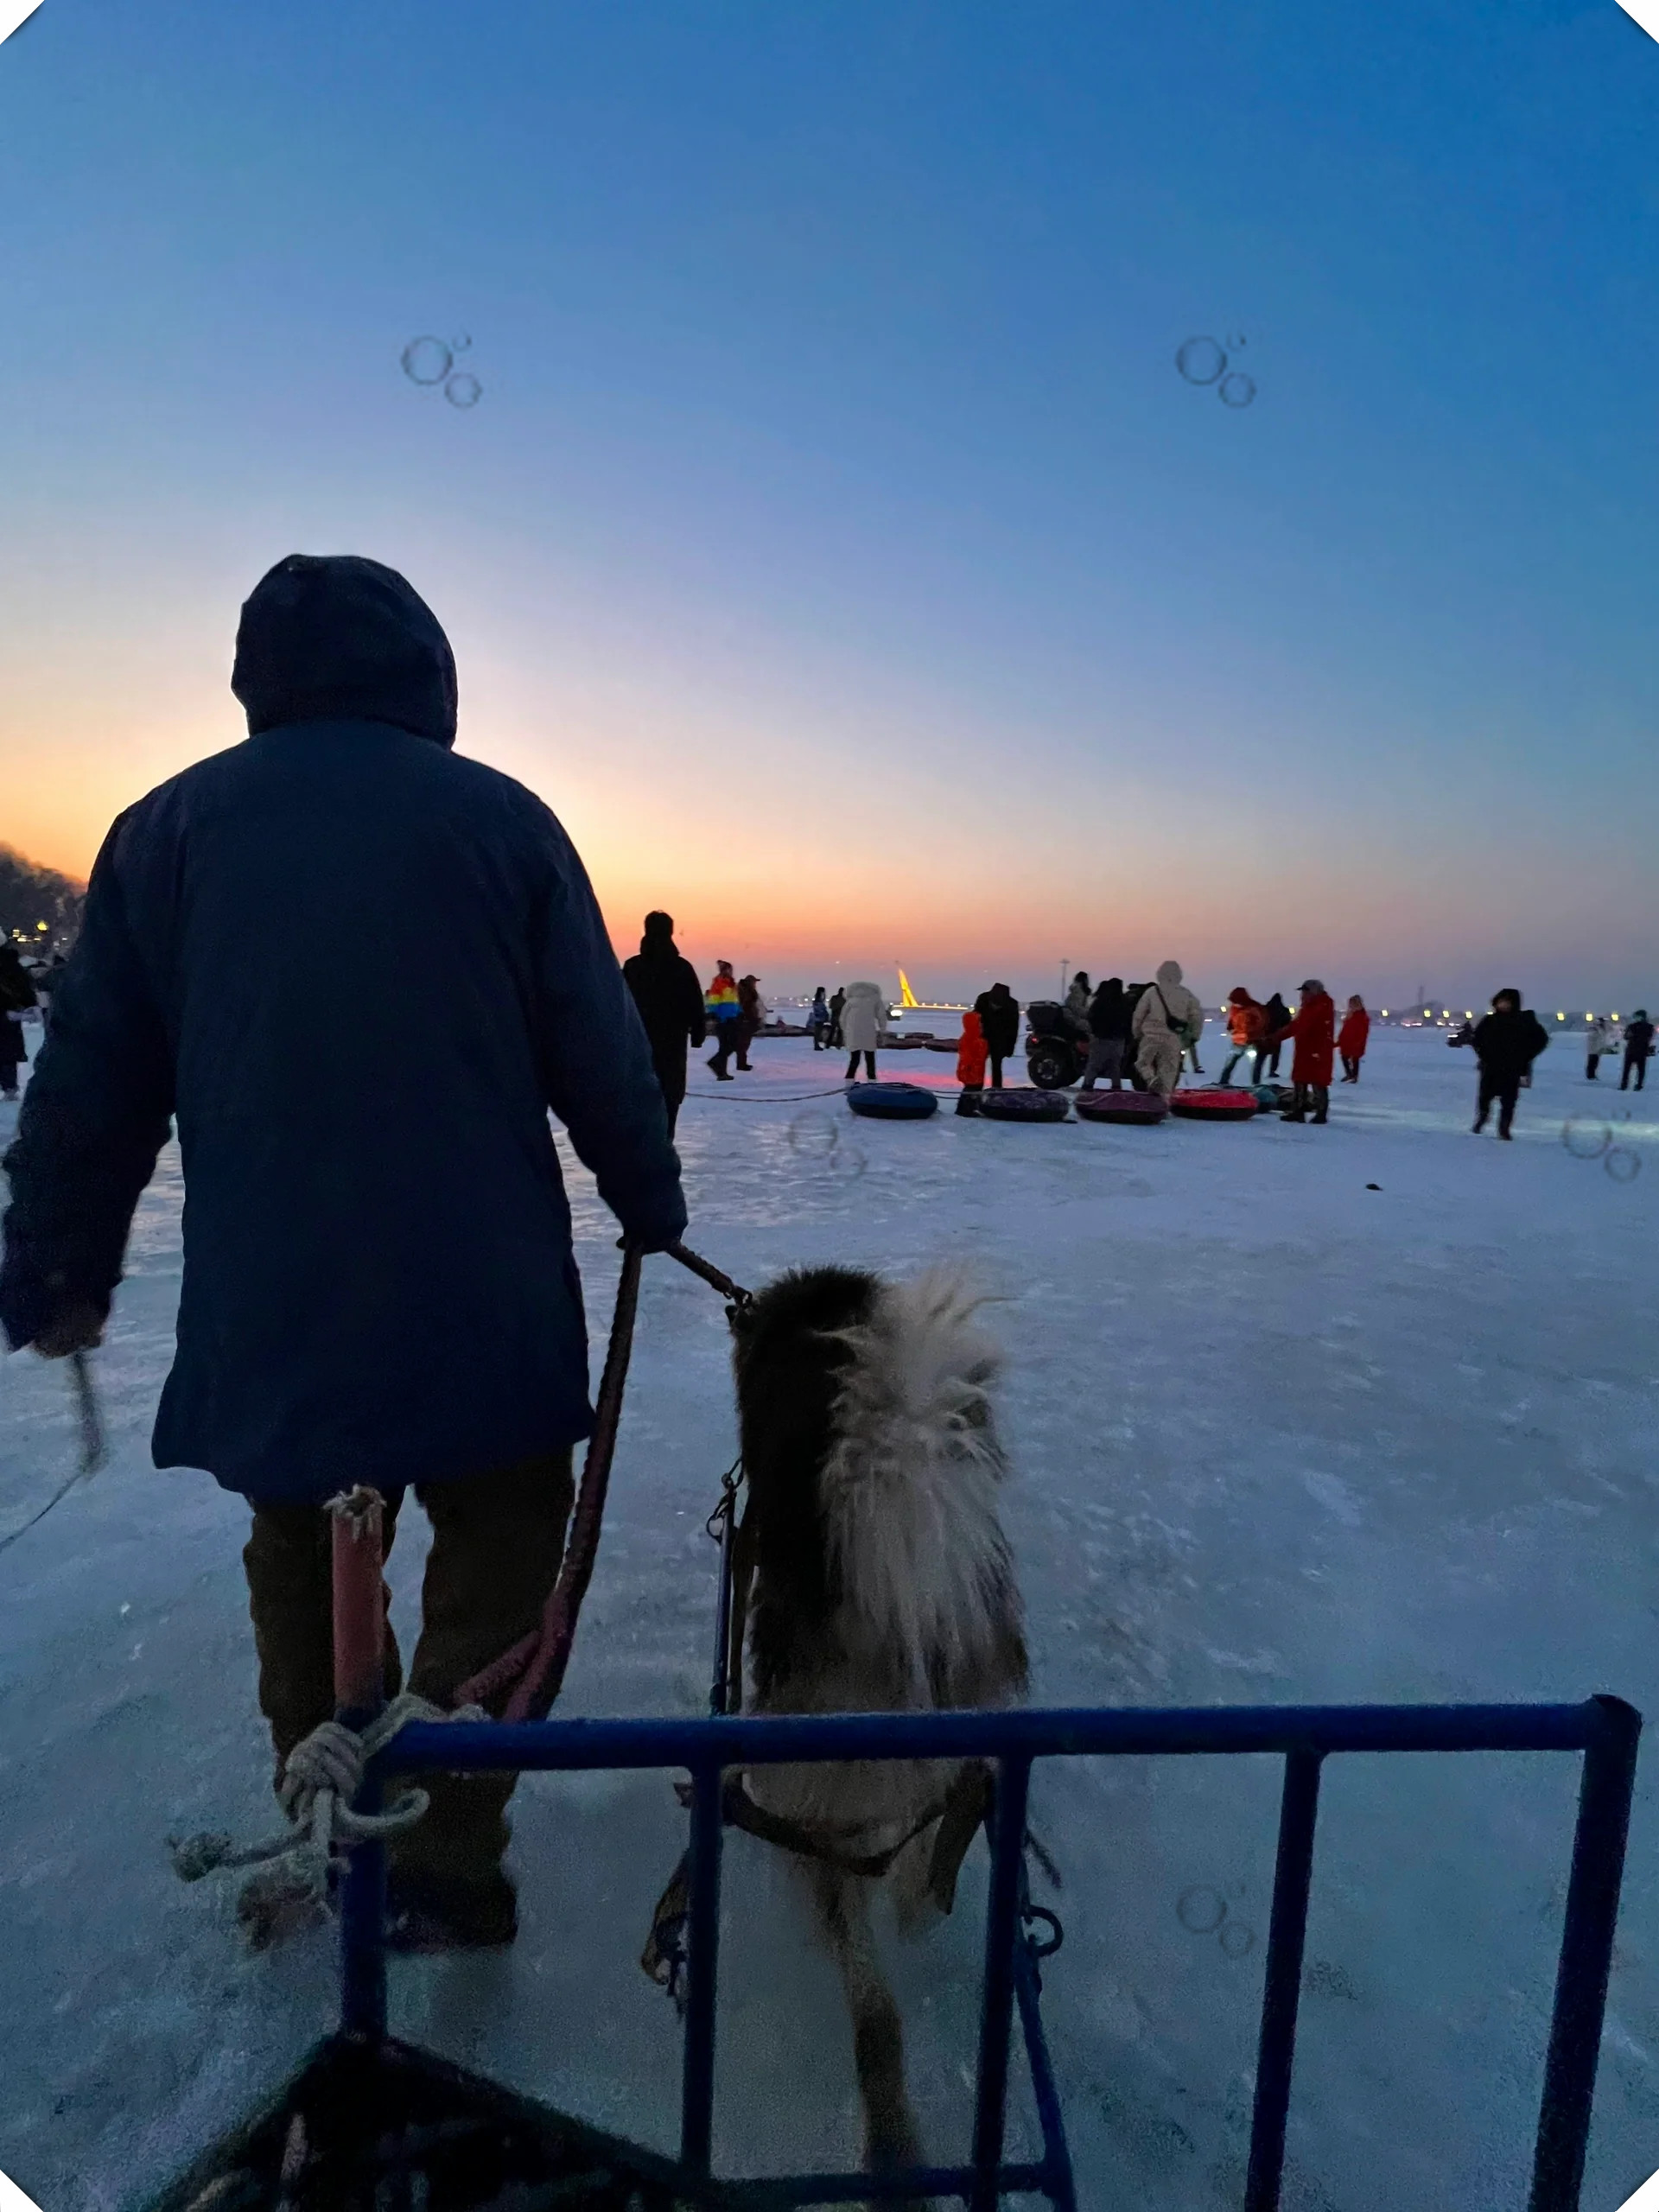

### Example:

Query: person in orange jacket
xmin=1217 ymin=988 xmax=1267 ymax=1086
xmin=1269 ymin=979 xmax=1337 ymax=1123
xmin=1338 ymin=995 xmax=1370 ymax=1084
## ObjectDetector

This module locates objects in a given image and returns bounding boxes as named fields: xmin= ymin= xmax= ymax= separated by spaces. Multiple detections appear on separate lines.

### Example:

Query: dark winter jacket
xmin=0 ymin=947 xmax=38 ymax=1016
xmin=1472 ymin=1007 xmax=1549 ymax=1078
xmin=622 ymin=920 xmax=706 ymax=1103
xmin=1626 ymin=1020 xmax=1655 ymax=1059
xmin=1087 ymin=980 xmax=1132 ymax=1041
xmin=0 ymin=554 xmax=687 ymax=1504
xmin=975 ymin=986 xmax=1020 ymax=1057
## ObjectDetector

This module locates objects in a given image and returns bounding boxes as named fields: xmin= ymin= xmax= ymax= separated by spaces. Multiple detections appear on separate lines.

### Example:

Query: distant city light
xmin=1557 ymin=1013 xmax=1565 ymax=1020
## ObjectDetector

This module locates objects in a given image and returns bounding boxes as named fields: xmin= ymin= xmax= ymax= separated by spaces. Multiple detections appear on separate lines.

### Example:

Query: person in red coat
xmin=1268 ymin=979 xmax=1337 ymax=1123
xmin=1337 ymin=995 xmax=1370 ymax=1084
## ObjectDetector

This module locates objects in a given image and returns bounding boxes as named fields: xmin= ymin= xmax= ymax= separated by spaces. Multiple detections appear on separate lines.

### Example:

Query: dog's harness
xmin=640 ymin=1448 xmax=1015 ymax=2009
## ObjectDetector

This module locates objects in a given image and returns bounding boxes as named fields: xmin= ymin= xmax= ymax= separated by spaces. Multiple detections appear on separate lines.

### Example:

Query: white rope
xmin=168 ymin=1693 xmax=486 ymax=1904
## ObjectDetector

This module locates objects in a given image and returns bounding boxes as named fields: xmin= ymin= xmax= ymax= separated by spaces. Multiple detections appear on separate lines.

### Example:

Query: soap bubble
xmin=401 ymin=336 xmax=452 ymax=387
xmin=1176 ymin=1885 xmax=1227 ymax=1934
xmin=1218 ymin=372 xmax=1256 ymax=409
xmin=1219 ymin=1920 xmax=1256 ymax=1959
xmin=1562 ymin=1119 xmax=1611 ymax=1160
xmin=1605 ymin=1147 xmax=1641 ymax=1185
xmin=1175 ymin=336 xmax=1227 ymax=386
xmin=445 ymin=373 xmax=482 ymax=409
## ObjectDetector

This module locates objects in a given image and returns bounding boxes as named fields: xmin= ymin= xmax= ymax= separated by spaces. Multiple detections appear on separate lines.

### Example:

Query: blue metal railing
xmin=346 ymin=1694 xmax=1639 ymax=2210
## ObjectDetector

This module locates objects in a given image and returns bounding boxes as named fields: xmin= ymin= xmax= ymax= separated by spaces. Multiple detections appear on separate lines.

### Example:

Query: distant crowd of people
xmin=613 ymin=931 xmax=1655 ymax=1146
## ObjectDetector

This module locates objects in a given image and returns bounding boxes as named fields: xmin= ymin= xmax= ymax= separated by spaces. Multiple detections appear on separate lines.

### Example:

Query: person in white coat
xmin=1133 ymin=960 xmax=1203 ymax=1096
xmin=840 ymin=979 xmax=887 ymax=1080
xmin=1586 ymin=1016 xmax=1614 ymax=1082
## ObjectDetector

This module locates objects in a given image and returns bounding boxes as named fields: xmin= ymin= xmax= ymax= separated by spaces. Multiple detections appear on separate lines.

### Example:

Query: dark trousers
xmin=1586 ymin=1054 xmax=1601 ymax=1080
xmin=1621 ymin=1049 xmax=1647 ymax=1092
xmin=1339 ymin=1055 xmax=1362 ymax=1083
xmin=1261 ymin=1042 xmax=1282 ymax=1077
xmin=243 ymin=1451 xmax=575 ymax=1885
xmin=734 ymin=1018 xmax=759 ymax=1071
xmin=988 ymin=1053 xmax=1007 ymax=1089
xmin=1476 ymin=1071 xmax=1522 ymax=1135
xmin=846 ymin=1050 xmax=876 ymax=1078
xmin=708 ymin=1021 xmax=738 ymax=1076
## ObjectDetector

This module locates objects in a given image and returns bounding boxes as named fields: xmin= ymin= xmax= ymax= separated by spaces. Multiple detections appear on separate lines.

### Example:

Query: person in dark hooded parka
xmin=622 ymin=911 xmax=706 ymax=1134
xmin=0 ymin=553 xmax=688 ymax=1948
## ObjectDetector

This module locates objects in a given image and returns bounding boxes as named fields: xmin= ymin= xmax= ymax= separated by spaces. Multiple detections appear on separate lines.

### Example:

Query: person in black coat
xmin=0 ymin=553 xmax=687 ymax=1948
xmin=0 ymin=944 xmax=37 ymax=1098
xmin=623 ymin=912 xmax=706 ymax=1134
xmin=1260 ymin=993 xmax=1291 ymax=1078
xmin=1080 ymin=977 xmax=1131 ymax=1090
xmin=1471 ymin=988 xmax=1549 ymax=1139
xmin=973 ymin=982 xmax=1021 ymax=1090
xmin=1621 ymin=1010 xmax=1654 ymax=1093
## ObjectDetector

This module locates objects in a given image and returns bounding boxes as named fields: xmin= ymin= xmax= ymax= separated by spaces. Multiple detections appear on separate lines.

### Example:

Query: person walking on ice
xmin=0 ymin=553 xmax=688 ymax=1952
xmin=1268 ymin=979 xmax=1337 ymax=1124
xmin=703 ymin=960 xmax=741 ymax=1079
xmin=1471 ymin=988 xmax=1548 ymax=1140
xmin=1132 ymin=961 xmax=1201 ymax=1097
xmin=1217 ymin=987 xmax=1265 ymax=1086
xmin=839 ymin=978 xmax=887 ymax=1079
xmin=623 ymin=911 xmax=706 ymax=1136
xmin=1621 ymin=1010 xmax=1653 ymax=1093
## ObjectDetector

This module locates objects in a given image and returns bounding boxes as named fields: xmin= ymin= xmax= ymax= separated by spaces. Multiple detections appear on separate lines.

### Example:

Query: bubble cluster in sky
xmin=1176 ymin=334 xmax=1255 ymax=409
xmin=400 ymin=334 xmax=482 ymax=410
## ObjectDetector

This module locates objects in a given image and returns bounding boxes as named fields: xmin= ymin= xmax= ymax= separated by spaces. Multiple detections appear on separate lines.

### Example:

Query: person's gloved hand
xmin=34 ymin=1301 xmax=105 ymax=1360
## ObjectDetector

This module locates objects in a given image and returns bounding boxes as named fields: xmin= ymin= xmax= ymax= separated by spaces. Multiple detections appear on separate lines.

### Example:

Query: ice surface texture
xmin=1 ymin=1030 xmax=1656 ymax=2210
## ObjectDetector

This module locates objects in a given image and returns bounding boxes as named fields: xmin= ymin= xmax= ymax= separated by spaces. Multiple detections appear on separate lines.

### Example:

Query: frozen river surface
xmin=2 ymin=1027 xmax=1656 ymax=2210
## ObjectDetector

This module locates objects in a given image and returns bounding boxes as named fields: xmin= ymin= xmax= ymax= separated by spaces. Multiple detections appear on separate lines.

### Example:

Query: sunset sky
xmin=1 ymin=0 xmax=1656 ymax=1008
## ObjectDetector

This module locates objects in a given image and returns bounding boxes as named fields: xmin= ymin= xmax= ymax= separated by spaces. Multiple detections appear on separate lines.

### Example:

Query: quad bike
xmin=1024 ymin=992 xmax=1152 ymax=1091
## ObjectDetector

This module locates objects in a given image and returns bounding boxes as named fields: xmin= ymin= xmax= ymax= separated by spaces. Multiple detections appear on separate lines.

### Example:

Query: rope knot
xmin=168 ymin=1693 xmax=487 ymax=1911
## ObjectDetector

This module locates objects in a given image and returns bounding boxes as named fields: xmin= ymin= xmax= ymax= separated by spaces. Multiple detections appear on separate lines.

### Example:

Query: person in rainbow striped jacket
xmin=704 ymin=961 xmax=741 ymax=1079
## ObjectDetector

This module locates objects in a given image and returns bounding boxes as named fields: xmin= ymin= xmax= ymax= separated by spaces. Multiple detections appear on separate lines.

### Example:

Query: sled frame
xmin=346 ymin=1694 xmax=1638 ymax=2211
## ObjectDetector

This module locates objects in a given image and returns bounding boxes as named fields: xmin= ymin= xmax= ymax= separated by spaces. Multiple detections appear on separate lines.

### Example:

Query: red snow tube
xmin=976 ymin=1087 xmax=1071 ymax=1122
xmin=1167 ymin=1087 xmax=1260 ymax=1122
xmin=1074 ymin=1090 xmax=1169 ymax=1125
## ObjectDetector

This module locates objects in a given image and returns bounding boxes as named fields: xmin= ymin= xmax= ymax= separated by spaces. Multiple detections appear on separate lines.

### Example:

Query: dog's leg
xmin=810 ymin=1864 xmax=926 ymax=2185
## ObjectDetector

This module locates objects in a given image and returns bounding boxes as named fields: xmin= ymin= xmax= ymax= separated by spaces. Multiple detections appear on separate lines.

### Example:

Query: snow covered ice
xmin=2 ymin=1027 xmax=1657 ymax=2211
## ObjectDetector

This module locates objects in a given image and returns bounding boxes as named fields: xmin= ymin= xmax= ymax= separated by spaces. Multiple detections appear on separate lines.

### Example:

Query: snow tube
xmin=976 ymin=1086 xmax=1071 ymax=1123
xmin=1168 ymin=1087 xmax=1260 ymax=1122
xmin=1074 ymin=1090 xmax=1169 ymax=1125
xmin=847 ymin=1081 xmax=939 ymax=1120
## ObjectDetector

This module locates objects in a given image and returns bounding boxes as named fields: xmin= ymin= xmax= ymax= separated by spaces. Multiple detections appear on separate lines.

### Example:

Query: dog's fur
xmin=731 ymin=1262 xmax=1027 ymax=2175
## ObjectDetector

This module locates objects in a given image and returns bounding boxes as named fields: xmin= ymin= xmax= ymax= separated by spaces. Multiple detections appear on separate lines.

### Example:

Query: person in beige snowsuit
xmin=1133 ymin=960 xmax=1203 ymax=1096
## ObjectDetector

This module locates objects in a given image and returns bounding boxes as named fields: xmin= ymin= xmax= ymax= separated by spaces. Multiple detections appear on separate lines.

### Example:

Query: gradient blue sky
xmin=1 ymin=0 xmax=1655 ymax=1007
